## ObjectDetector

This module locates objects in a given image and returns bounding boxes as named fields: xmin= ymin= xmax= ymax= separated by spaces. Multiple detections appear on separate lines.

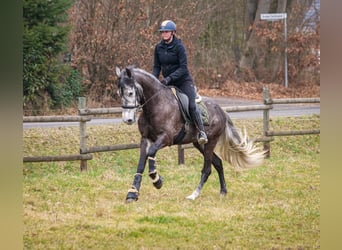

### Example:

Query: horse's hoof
xmin=126 ymin=192 xmax=138 ymax=202
xmin=126 ymin=198 xmax=137 ymax=203
xmin=153 ymin=175 xmax=163 ymax=189
xmin=186 ymin=190 xmax=200 ymax=200
xmin=186 ymin=195 xmax=196 ymax=200
xmin=220 ymin=190 xmax=227 ymax=196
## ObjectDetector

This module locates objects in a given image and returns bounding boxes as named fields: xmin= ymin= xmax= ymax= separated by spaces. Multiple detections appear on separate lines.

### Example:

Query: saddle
xmin=170 ymin=87 xmax=209 ymax=126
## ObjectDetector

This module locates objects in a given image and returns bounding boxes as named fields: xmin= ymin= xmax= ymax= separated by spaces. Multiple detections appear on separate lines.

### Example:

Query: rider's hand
xmin=161 ymin=76 xmax=171 ymax=85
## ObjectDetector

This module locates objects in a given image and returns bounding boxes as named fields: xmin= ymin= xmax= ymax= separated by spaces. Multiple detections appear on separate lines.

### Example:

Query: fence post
xmin=178 ymin=145 xmax=184 ymax=165
xmin=263 ymin=87 xmax=271 ymax=158
xmin=78 ymin=97 xmax=88 ymax=171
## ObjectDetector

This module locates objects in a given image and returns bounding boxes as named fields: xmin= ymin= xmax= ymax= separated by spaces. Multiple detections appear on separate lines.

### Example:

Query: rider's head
xmin=158 ymin=20 xmax=176 ymax=43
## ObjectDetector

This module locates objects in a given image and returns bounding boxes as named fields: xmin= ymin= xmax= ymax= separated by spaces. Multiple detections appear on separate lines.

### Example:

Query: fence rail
xmin=23 ymin=87 xmax=320 ymax=170
xmin=82 ymin=143 xmax=140 ymax=154
xmin=23 ymin=116 xmax=91 ymax=122
xmin=23 ymin=154 xmax=93 ymax=162
xmin=265 ymin=98 xmax=320 ymax=104
xmin=266 ymin=129 xmax=320 ymax=137
xmin=221 ymin=104 xmax=272 ymax=112
xmin=78 ymin=107 xmax=122 ymax=115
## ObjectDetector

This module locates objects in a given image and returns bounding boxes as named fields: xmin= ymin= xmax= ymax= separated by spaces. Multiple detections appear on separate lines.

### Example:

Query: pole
xmin=263 ymin=87 xmax=271 ymax=158
xmin=78 ymin=97 xmax=88 ymax=171
xmin=178 ymin=145 xmax=184 ymax=165
xmin=284 ymin=15 xmax=288 ymax=88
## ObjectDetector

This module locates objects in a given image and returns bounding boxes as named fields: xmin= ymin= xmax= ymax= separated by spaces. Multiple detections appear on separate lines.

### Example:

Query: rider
xmin=152 ymin=20 xmax=208 ymax=144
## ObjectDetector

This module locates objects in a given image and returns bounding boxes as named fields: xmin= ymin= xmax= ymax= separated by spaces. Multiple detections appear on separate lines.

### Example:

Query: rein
xmin=138 ymin=87 xmax=164 ymax=109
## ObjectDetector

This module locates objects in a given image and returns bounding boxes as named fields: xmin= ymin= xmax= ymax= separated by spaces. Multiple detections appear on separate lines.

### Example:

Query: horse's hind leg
xmin=191 ymin=142 xmax=227 ymax=197
xmin=186 ymin=143 xmax=215 ymax=200
xmin=211 ymin=153 xmax=227 ymax=196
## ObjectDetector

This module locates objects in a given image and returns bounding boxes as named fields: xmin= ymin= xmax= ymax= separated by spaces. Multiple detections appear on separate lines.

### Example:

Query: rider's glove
xmin=161 ymin=76 xmax=171 ymax=85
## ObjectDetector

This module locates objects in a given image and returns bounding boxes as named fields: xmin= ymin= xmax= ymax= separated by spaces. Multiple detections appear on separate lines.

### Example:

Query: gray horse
xmin=116 ymin=66 xmax=265 ymax=202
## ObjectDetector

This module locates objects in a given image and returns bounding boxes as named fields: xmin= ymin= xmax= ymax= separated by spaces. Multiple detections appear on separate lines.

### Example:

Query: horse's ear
xmin=126 ymin=67 xmax=132 ymax=78
xmin=115 ymin=66 xmax=121 ymax=77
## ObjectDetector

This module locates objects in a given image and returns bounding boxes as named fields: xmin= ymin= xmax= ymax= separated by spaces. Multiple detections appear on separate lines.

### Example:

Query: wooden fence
xmin=23 ymin=87 xmax=320 ymax=170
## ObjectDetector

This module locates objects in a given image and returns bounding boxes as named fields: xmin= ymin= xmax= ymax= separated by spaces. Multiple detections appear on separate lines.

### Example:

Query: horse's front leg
xmin=148 ymin=155 xmax=163 ymax=189
xmin=126 ymin=137 xmax=149 ymax=203
xmin=147 ymin=133 xmax=169 ymax=190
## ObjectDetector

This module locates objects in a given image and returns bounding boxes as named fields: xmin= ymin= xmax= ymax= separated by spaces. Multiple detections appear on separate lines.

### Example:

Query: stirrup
xmin=198 ymin=131 xmax=208 ymax=145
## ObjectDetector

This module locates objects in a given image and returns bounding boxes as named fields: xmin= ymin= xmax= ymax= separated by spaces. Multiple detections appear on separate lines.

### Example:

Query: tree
xmin=68 ymin=0 xmax=206 ymax=105
xmin=67 ymin=0 xmax=319 ymax=107
xmin=239 ymin=0 xmax=319 ymax=85
xmin=23 ymin=0 xmax=83 ymax=114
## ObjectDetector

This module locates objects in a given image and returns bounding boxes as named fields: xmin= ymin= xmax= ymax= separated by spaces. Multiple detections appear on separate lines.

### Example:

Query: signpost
xmin=261 ymin=13 xmax=288 ymax=88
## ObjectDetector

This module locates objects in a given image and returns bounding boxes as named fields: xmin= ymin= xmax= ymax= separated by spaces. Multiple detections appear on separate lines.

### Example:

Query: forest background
xmin=23 ymin=0 xmax=320 ymax=115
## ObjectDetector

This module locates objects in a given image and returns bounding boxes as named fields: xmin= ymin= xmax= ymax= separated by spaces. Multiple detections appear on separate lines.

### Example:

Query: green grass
xmin=23 ymin=115 xmax=320 ymax=249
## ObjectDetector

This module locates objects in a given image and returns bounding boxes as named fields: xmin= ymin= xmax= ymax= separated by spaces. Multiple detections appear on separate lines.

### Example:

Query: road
xmin=23 ymin=97 xmax=320 ymax=129
xmin=207 ymin=96 xmax=320 ymax=119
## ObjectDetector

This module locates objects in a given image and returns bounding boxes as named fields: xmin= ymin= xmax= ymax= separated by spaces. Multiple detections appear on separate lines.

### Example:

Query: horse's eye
xmin=128 ymin=92 xmax=133 ymax=97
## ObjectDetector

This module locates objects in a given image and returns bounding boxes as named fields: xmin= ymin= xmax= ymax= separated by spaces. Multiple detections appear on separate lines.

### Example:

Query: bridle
xmin=119 ymin=83 xmax=141 ymax=110
xmin=118 ymin=77 xmax=164 ymax=111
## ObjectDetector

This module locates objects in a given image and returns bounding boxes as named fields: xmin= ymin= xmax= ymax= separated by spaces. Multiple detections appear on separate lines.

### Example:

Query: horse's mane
xmin=129 ymin=66 xmax=162 ymax=86
xmin=127 ymin=65 xmax=173 ymax=102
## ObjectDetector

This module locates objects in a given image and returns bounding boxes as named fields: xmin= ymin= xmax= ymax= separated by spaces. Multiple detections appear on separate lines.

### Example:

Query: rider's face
xmin=160 ymin=31 xmax=173 ymax=41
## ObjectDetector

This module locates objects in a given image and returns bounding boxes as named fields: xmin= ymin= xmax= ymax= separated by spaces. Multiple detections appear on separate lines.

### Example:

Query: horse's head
xmin=116 ymin=66 xmax=143 ymax=125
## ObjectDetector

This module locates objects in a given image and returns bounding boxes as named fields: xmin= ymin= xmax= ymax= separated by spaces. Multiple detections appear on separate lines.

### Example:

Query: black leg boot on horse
xmin=190 ymin=107 xmax=208 ymax=145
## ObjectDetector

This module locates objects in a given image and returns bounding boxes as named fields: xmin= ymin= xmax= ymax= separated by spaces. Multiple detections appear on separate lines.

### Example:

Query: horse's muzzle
xmin=122 ymin=108 xmax=136 ymax=125
xmin=124 ymin=118 xmax=135 ymax=125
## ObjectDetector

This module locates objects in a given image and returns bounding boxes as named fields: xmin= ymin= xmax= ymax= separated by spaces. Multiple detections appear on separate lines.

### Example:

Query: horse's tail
xmin=214 ymin=113 xmax=265 ymax=170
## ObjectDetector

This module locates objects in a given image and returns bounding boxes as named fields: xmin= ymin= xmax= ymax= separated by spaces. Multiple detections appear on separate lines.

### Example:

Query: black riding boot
xmin=190 ymin=108 xmax=208 ymax=144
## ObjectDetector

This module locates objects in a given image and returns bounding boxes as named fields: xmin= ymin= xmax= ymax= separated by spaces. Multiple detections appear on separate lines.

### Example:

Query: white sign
xmin=260 ymin=13 xmax=287 ymax=20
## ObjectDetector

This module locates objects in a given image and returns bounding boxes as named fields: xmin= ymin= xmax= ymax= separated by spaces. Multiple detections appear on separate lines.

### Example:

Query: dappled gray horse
xmin=116 ymin=66 xmax=265 ymax=202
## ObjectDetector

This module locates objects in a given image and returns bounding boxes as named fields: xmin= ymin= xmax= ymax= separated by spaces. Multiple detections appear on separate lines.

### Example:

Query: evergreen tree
xmin=23 ymin=0 xmax=82 ymax=113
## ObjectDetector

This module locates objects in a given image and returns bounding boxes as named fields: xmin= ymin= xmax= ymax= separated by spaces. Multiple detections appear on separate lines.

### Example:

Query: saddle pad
xmin=198 ymin=101 xmax=210 ymax=126
xmin=171 ymin=87 xmax=209 ymax=126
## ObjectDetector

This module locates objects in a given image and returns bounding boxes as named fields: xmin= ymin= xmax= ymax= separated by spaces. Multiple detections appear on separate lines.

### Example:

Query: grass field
xmin=23 ymin=115 xmax=320 ymax=249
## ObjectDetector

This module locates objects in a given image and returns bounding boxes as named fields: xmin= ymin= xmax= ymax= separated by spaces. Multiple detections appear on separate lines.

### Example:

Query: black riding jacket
xmin=152 ymin=36 xmax=193 ymax=87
